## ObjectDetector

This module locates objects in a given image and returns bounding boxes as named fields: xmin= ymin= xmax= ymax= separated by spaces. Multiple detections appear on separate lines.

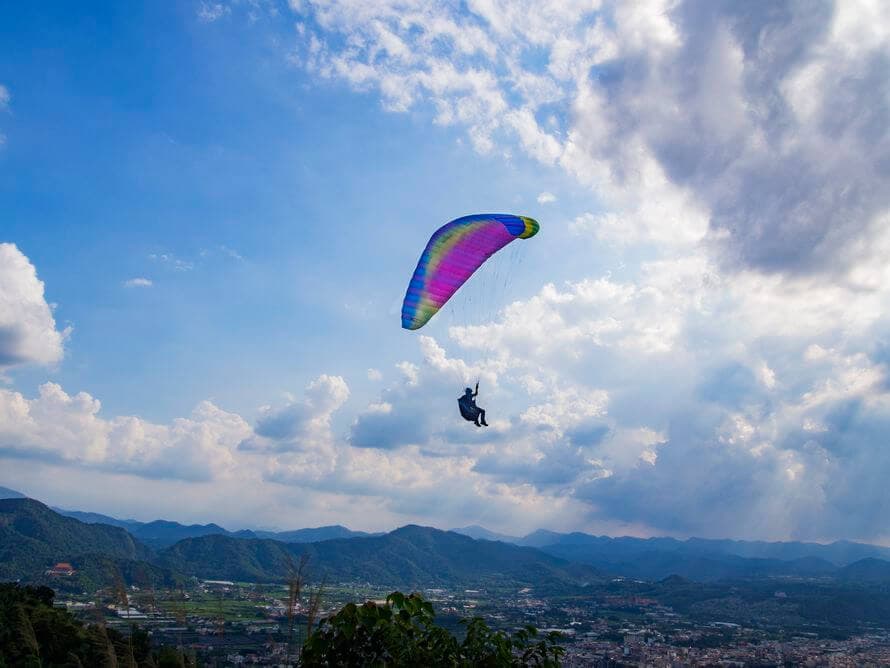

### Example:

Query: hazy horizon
xmin=2 ymin=1 xmax=889 ymax=545
xmin=5 ymin=482 xmax=890 ymax=550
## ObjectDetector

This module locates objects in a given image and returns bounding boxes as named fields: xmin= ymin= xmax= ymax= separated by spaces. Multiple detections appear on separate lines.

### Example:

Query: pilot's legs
xmin=479 ymin=409 xmax=488 ymax=427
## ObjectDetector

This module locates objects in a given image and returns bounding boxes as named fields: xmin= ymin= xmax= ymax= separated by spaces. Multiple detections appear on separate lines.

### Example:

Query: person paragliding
xmin=402 ymin=213 xmax=540 ymax=428
xmin=458 ymin=382 xmax=488 ymax=427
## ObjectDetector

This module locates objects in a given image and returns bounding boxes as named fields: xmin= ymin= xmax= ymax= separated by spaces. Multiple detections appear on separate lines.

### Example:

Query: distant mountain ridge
xmin=451 ymin=527 xmax=890 ymax=571
xmin=530 ymin=533 xmax=890 ymax=577
xmin=252 ymin=525 xmax=378 ymax=542
xmin=51 ymin=508 xmax=375 ymax=548
xmin=52 ymin=509 xmax=140 ymax=529
xmin=21 ymin=483 xmax=890 ymax=566
xmin=450 ymin=525 xmax=521 ymax=543
xmin=6 ymin=486 xmax=890 ymax=586
xmin=3 ymin=499 xmax=890 ymax=588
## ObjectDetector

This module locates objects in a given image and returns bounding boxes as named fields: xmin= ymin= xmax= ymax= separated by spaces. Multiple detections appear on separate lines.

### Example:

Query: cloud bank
xmin=289 ymin=0 xmax=888 ymax=273
xmin=0 ymin=382 xmax=250 ymax=481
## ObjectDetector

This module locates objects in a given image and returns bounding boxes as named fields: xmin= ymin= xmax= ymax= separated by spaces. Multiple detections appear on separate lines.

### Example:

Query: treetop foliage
xmin=301 ymin=591 xmax=564 ymax=667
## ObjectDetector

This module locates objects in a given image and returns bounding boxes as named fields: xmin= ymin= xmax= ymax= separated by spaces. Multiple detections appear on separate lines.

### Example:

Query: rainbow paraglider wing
xmin=401 ymin=213 xmax=540 ymax=330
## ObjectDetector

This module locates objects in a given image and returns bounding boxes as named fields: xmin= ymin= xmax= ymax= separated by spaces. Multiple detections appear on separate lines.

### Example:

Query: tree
xmin=0 ymin=583 xmax=192 ymax=668
xmin=301 ymin=591 xmax=563 ymax=667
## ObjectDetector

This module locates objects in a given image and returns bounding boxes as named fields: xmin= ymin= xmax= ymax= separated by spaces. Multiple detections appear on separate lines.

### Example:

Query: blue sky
xmin=2 ymin=0 xmax=889 ymax=542
xmin=2 ymin=0 xmax=594 ymax=421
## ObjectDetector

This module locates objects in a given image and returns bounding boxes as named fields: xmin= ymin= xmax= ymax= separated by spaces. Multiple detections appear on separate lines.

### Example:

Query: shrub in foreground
xmin=301 ymin=591 xmax=563 ymax=667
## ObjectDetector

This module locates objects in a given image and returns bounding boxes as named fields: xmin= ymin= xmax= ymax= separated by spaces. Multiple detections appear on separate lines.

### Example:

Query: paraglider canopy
xmin=401 ymin=213 xmax=539 ymax=330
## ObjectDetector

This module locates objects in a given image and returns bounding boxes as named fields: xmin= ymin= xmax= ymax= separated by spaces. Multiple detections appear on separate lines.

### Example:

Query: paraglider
xmin=458 ymin=382 xmax=488 ymax=427
xmin=400 ymin=213 xmax=540 ymax=330
xmin=401 ymin=213 xmax=540 ymax=427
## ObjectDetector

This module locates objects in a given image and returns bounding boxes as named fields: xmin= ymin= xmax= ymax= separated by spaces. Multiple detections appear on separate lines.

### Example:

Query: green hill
xmin=837 ymin=558 xmax=890 ymax=583
xmin=305 ymin=525 xmax=598 ymax=588
xmin=0 ymin=486 xmax=26 ymax=500
xmin=159 ymin=524 xmax=599 ymax=588
xmin=0 ymin=498 xmax=152 ymax=581
xmin=160 ymin=533 xmax=295 ymax=582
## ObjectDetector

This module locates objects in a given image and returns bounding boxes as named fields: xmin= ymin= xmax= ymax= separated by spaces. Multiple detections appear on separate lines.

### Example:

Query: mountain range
xmin=449 ymin=527 xmax=890 ymax=568
xmin=52 ymin=510 xmax=376 ymax=549
xmin=1 ymin=486 xmax=377 ymax=549
xmin=0 ymin=498 xmax=596 ymax=588
xmin=158 ymin=524 xmax=596 ymax=587
xmin=3 ymin=485 xmax=890 ymax=587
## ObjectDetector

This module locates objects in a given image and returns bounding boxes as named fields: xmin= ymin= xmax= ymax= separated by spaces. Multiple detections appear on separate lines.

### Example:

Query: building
xmin=46 ymin=562 xmax=76 ymax=577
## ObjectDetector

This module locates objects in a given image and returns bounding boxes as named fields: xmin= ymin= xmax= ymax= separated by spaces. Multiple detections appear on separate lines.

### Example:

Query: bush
xmin=301 ymin=591 xmax=563 ymax=667
xmin=0 ymin=583 xmax=194 ymax=668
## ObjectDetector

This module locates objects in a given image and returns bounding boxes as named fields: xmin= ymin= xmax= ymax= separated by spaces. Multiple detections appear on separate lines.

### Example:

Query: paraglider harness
xmin=458 ymin=382 xmax=484 ymax=424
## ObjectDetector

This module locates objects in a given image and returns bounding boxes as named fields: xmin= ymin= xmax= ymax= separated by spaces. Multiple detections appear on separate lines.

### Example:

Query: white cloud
xmin=536 ymin=191 xmax=556 ymax=204
xmin=519 ymin=384 xmax=609 ymax=435
xmin=200 ymin=245 xmax=245 ymax=262
xmin=395 ymin=360 xmax=418 ymax=387
xmin=445 ymin=247 xmax=890 ymax=539
xmin=241 ymin=374 xmax=349 ymax=452
xmin=123 ymin=277 xmax=153 ymax=288
xmin=367 ymin=368 xmax=382 ymax=381
xmin=288 ymin=1 xmax=888 ymax=273
xmin=198 ymin=2 xmax=229 ymax=23
xmin=0 ymin=243 xmax=69 ymax=371
xmin=0 ymin=383 xmax=250 ymax=481
xmin=148 ymin=252 xmax=193 ymax=271
xmin=0 ymin=84 xmax=9 ymax=110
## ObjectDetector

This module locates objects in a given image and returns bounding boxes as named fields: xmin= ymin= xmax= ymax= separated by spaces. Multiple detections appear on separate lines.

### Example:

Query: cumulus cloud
xmin=349 ymin=342 xmax=482 ymax=451
xmin=0 ymin=243 xmax=69 ymax=371
xmin=123 ymin=277 xmax=153 ymax=288
xmin=448 ymin=252 xmax=890 ymax=539
xmin=240 ymin=359 xmax=591 ymax=531
xmin=350 ymin=401 xmax=426 ymax=450
xmin=584 ymin=1 xmax=890 ymax=275
xmin=0 ymin=383 xmax=250 ymax=481
xmin=287 ymin=0 xmax=888 ymax=275
xmin=241 ymin=374 xmax=349 ymax=452
xmin=536 ymin=191 xmax=556 ymax=204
